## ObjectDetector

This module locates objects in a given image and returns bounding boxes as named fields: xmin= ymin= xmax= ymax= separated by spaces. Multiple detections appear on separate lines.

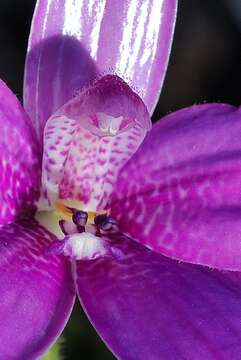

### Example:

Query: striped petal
xmin=0 ymin=217 xmax=75 ymax=359
xmin=76 ymin=232 xmax=241 ymax=360
xmin=24 ymin=0 xmax=177 ymax=140
xmin=40 ymin=75 xmax=150 ymax=212
xmin=0 ymin=80 xmax=41 ymax=226
xmin=110 ymin=104 xmax=241 ymax=271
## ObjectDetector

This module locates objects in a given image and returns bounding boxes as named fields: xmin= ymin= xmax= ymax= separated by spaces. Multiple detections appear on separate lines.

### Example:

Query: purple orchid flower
xmin=1 ymin=1 xmax=241 ymax=359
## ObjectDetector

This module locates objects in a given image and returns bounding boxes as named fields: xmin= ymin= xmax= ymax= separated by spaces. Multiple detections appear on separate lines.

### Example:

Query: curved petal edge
xmin=75 ymin=232 xmax=241 ymax=360
xmin=24 ymin=0 xmax=177 ymax=139
xmin=0 ymin=217 xmax=75 ymax=359
xmin=111 ymin=104 xmax=241 ymax=271
xmin=0 ymin=79 xmax=41 ymax=226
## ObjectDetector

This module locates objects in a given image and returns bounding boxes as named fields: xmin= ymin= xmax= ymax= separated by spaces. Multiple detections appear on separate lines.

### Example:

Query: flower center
xmin=56 ymin=203 xmax=118 ymax=235
xmin=36 ymin=75 xmax=151 ymax=259
xmin=36 ymin=202 xmax=119 ymax=260
xmin=55 ymin=199 xmax=97 ymax=223
xmin=39 ymin=107 xmax=147 ymax=215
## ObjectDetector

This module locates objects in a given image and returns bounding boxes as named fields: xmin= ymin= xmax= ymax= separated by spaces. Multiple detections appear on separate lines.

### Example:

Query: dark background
xmin=0 ymin=1 xmax=240 ymax=359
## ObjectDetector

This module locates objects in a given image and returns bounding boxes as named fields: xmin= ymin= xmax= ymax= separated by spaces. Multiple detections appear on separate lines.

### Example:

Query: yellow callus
xmin=55 ymin=199 xmax=103 ymax=224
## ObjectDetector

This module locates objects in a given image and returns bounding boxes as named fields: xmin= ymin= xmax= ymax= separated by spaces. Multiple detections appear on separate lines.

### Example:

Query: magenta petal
xmin=24 ymin=0 xmax=177 ymax=139
xmin=0 ymin=80 xmax=41 ymax=226
xmin=111 ymin=104 xmax=241 ymax=271
xmin=0 ymin=217 xmax=75 ymax=359
xmin=76 ymin=233 xmax=241 ymax=360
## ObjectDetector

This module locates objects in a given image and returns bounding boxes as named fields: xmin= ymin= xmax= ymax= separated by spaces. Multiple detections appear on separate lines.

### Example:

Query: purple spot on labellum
xmin=94 ymin=214 xmax=119 ymax=232
xmin=72 ymin=209 xmax=88 ymax=232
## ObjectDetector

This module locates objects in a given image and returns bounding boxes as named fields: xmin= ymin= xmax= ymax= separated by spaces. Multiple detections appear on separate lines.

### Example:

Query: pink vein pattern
xmin=0 ymin=80 xmax=41 ymax=225
xmin=40 ymin=75 xmax=150 ymax=211
xmin=0 ymin=217 xmax=75 ymax=359
xmin=110 ymin=104 xmax=241 ymax=271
